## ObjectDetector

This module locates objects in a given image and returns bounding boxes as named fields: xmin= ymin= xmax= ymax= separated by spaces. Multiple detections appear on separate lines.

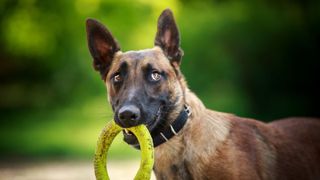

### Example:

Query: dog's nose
xmin=118 ymin=105 xmax=141 ymax=126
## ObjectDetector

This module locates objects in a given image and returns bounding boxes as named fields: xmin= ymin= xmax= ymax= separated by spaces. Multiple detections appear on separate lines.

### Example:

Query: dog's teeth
xmin=124 ymin=129 xmax=133 ymax=136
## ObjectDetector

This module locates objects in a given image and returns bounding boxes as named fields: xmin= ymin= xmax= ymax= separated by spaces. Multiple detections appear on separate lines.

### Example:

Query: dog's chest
xmin=154 ymin=148 xmax=193 ymax=180
xmin=152 ymin=135 xmax=200 ymax=180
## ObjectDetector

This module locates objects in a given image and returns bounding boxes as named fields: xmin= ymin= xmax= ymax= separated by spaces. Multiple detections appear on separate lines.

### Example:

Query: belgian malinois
xmin=86 ymin=9 xmax=320 ymax=180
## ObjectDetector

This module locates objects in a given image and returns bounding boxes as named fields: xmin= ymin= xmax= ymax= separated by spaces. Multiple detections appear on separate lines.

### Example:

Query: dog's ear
xmin=155 ymin=8 xmax=183 ymax=66
xmin=86 ymin=18 xmax=120 ymax=78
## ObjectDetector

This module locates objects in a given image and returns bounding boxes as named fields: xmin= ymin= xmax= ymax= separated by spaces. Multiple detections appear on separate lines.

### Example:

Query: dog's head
xmin=86 ymin=9 xmax=185 ymax=145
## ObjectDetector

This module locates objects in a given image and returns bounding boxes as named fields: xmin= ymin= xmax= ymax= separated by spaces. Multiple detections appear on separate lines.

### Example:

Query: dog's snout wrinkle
xmin=127 ymin=88 xmax=137 ymax=102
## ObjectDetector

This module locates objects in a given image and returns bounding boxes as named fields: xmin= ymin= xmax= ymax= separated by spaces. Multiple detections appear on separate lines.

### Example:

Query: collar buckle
xmin=184 ymin=104 xmax=192 ymax=116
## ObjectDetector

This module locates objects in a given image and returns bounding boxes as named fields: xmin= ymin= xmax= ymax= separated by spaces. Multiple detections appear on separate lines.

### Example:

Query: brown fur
xmin=153 ymin=89 xmax=320 ymax=180
xmin=86 ymin=9 xmax=320 ymax=180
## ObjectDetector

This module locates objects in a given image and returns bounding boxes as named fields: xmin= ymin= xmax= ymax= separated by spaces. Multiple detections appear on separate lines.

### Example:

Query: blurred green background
xmin=0 ymin=0 xmax=319 ymax=160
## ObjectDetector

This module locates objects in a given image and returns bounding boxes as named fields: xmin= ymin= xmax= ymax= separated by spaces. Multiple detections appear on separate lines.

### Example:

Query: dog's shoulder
xmin=194 ymin=111 xmax=276 ymax=179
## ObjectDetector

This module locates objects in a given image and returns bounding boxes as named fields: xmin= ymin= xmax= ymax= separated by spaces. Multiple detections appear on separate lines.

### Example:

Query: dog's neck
xmin=185 ymin=89 xmax=206 ymax=117
xmin=153 ymin=87 xmax=232 ymax=179
xmin=167 ymin=75 xmax=207 ymax=124
xmin=153 ymin=79 xmax=207 ymax=138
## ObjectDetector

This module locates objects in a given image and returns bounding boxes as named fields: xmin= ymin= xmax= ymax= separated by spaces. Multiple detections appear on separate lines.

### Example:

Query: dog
xmin=86 ymin=8 xmax=320 ymax=180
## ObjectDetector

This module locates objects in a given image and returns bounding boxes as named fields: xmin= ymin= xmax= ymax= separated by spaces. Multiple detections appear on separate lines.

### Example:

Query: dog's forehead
xmin=114 ymin=47 xmax=169 ymax=67
xmin=122 ymin=49 xmax=158 ymax=60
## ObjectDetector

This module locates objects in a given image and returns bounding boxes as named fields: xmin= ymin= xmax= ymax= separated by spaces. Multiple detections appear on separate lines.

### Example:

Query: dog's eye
xmin=151 ymin=71 xmax=161 ymax=81
xmin=113 ymin=73 xmax=122 ymax=82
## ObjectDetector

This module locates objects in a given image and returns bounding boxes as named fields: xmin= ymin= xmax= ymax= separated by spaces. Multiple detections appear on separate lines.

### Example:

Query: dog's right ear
xmin=155 ymin=9 xmax=183 ymax=67
xmin=86 ymin=19 xmax=120 ymax=79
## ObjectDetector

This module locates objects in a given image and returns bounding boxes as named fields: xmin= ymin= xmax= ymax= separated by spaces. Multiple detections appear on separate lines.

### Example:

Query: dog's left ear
xmin=155 ymin=9 xmax=183 ymax=66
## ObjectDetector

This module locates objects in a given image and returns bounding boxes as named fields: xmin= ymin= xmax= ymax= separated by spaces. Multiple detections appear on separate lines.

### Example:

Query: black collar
xmin=134 ymin=105 xmax=191 ymax=149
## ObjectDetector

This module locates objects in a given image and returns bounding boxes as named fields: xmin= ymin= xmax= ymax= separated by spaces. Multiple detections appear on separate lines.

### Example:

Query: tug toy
xmin=94 ymin=121 xmax=154 ymax=180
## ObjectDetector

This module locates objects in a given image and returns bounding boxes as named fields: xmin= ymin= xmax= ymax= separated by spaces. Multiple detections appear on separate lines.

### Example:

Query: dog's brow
xmin=144 ymin=63 xmax=155 ymax=72
xmin=110 ymin=61 xmax=128 ymax=77
xmin=119 ymin=61 xmax=128 ymax=73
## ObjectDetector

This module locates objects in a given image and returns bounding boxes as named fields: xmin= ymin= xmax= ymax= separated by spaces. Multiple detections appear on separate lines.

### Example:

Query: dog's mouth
xmin=122 ymin=106 xmax=163 ymax=146
xmin=122 ymin=129 xmax=137 ymax=146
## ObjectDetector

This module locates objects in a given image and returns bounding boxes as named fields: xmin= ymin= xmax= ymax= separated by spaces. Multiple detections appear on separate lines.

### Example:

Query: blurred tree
xmin=0 ymin=0 xmax=319 ymax=120
xmin=178 ymin=1 xmax=320 ymax=120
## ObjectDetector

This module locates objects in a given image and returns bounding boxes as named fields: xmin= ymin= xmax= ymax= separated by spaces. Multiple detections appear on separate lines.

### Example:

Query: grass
xmin=0 ymin=95 xmax=140 ymax=160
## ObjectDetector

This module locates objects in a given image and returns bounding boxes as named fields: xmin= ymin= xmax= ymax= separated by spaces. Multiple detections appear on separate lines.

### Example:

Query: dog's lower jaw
xmin=123 ymin=130 xmax=139 ymax=146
